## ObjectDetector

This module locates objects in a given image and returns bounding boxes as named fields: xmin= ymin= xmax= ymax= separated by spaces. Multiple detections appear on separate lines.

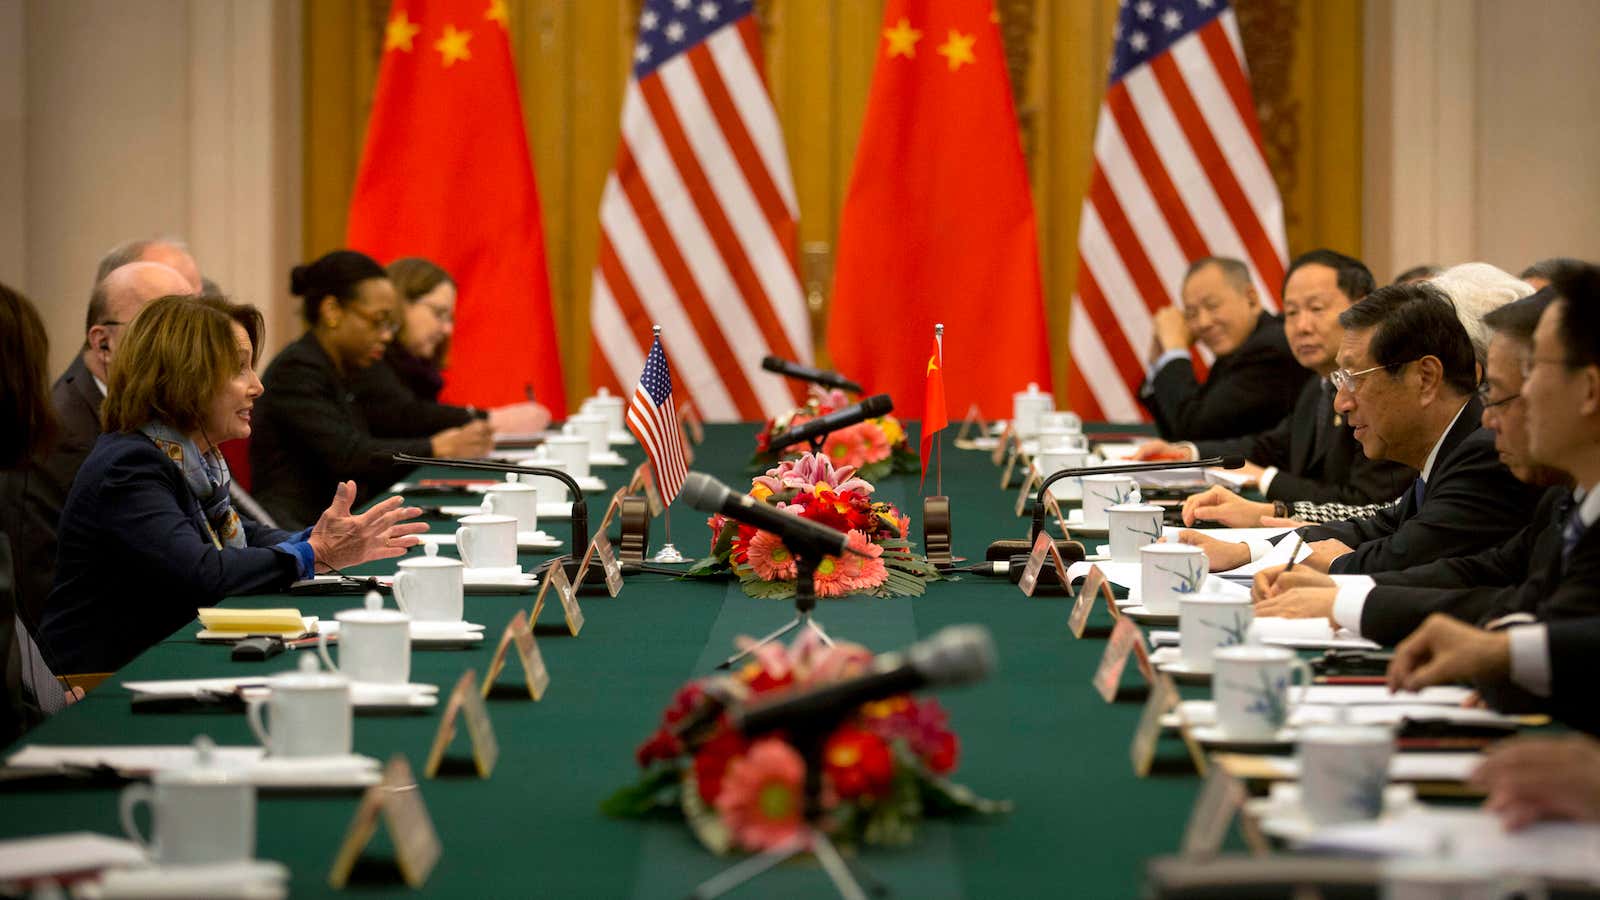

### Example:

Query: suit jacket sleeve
xmin=1142 ymin=342 xmax=1303 ymax=441
xmin=263 ymin=351 xmax=433 ymax=483
xmin=1194 ymin=413 xmax=1291 ymax=464
xmin=352 ymin=360 xmax=474 ymax=438
xmin=1358 ymin=584 xmax=1512 ymax=647
xmin=1263 ymin=456 xmax=1416 ymax=506
xmin=1545 ymin=617 xmax=1600 ymax=735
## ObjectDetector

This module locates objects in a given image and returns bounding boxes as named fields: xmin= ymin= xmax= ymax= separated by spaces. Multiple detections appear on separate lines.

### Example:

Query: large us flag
xmin=590 ymin=0 xmax=810 ymax=421
xmin=1068 ymin=0 xmax=1287 ymax=422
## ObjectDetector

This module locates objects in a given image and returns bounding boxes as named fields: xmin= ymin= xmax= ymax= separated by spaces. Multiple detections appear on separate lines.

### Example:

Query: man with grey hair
xmin=1430 ymin=262 xmax=1535 ymax=370
xmin=1140 ymin=255 xmax=1308 ymax=440
xmin=94 ymin=237 xmax=203 ymax=293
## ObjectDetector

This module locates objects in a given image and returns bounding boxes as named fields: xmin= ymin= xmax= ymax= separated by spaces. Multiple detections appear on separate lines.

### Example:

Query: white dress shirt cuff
xmin=1508 ymin=624 xmax=1552 ymax=698
xmin=1258 ymin=466 xmax=1280 ymax=494
xmin=1245 ymin=539 xmax=1275 ymax=563
xmin=1329 ymin=576 xmax=1375 ymax=637
xmin=1147 ymin=349 xmax=1190 ymax=381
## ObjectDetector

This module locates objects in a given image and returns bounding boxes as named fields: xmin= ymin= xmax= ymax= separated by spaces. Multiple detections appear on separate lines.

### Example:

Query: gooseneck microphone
xmin=1027 ymin=454 xmax=1246 ymax=545
xmin=733 ymin=625 xmax=996 ymax=736
xmin=768 ymin=393 xmax=894 ymax=450
xmin=760 ymin=356 xmax=864 ymax=394
xmin=679 ymin=472 xmax=864 ymax=560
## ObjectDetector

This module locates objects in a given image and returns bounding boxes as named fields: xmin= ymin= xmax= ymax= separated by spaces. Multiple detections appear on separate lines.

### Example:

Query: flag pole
xmin=649 ymin=324 xmax=686 ymax=564
xmin=935 ymin=323 xmax=944 ymax=497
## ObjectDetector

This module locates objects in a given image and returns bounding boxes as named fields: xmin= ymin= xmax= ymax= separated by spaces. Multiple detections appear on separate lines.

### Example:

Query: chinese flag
xmin=920 ymin=330 xmax=947 ymax=489
xmin=827 ymin=0 xmax=1051 ymax=421
xmin=346 ymin=0 xmax=566 ymax=415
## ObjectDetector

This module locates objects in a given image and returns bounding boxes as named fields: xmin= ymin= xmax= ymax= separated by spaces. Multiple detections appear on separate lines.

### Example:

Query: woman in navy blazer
xmin=41 ymin=294 xmax=427 ymax=675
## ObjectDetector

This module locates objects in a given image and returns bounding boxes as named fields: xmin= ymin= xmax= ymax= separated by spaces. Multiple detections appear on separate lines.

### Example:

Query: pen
xmin=1284 ymin=534 xmax=1305 ymax=572
xmin=524 ymin=383 xmax=536 ymax=403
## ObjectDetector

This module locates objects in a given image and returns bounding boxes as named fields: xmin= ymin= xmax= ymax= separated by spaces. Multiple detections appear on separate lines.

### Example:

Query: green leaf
xmin=600 ymin=766 xmax=684 ymax=819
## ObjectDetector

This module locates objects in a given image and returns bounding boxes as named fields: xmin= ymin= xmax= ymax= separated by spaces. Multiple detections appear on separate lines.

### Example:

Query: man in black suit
xmin=1180 ymin=281 xmax=1545 ymax=575
xmin=1139 ymin=249 xmax=1416 ymax=510
xmin=1139 ymin=256 xmax=1309 ymax=440
xmin=1249 ymin=289 xmax=1581 ymax=644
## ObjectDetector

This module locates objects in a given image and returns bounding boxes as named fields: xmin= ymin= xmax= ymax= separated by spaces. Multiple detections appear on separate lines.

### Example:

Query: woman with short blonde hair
xmin=40 ymin=293 xmax=428 ymax=674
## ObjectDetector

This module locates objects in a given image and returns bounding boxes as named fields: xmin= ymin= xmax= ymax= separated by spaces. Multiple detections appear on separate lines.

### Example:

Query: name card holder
xmin=1042 ymin=492 xmax=1070 ymax=539
xmin=424 ymin=670 xmax=499 ymax=778
xmin=989 ymin=422 xmax=1014 ymax=466
xmin=1092 ymin=616 xmax=1152 ymax=703
xmin=953 ymin=404 xmax=989 ymax=449
xmin=480 ymin=611 xmax=550 ymax=701
xmin=531 ymin=561 xmax=583 ymax=636
xmin=1013 ymin=469 xmax=1041 ymax=518
xmin=679 ymin=403 xmax=706 ymax=445
xmin=1180 ymin=766 xmax=1248 ymax=858
xmin=1172 ymin=696 xmax=1211 ymax=777
xmin=328 ymin=755 xmax=443 ymax=888
xmin=1067 ymin=564 xmax=1118 ymax=637
xmin=1017 ymin=531 xmax=1070 ymax=597
xmin=997 ymin=438 xmax=1021 ymax=489
xmin=1130 ymin=673 xmax=1180 ymax=778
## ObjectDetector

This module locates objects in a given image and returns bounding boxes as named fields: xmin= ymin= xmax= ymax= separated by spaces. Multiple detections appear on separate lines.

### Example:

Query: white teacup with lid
xmin=1012 ymin=382 xmax=1053 ymax=438
xmin=542 ymin=435 xmax=592 ymax=480
xmin=394 ymin=542 xmax=466 ymax=622
xmin=455 ymin=511 xmax=519 ymax=571
xmin=246 ymin=653 xmax=351 ymax=759
xmin=120 ymin=736 xmax=255 ymax=865
xmin=318 ymin=590 xmax=411 ymax=684
xmin=482 ymin=473 xmax=539 ymax=535
xmin=583 ymin=388 xmax=627 ymax=435
xmin=562 ymin=413 xmax=610 ymax=457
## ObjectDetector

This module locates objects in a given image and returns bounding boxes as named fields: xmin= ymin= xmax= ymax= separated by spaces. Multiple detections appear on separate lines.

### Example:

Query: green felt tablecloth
xmin=2 ymin=422 xmax=1224 ymax=898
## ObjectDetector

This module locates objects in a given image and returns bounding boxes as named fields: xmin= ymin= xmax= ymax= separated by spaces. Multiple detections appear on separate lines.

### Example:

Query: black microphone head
xmin=370 ymin=450 xmax=402 ymax=467
xmin=760 ymin=356 xmax=785 ymax=373
xmin=905 ymin=625 xmax=996 ymax=687
xmin=861 ymin=393 xmax=894 ymax=417
xmin=1219 ymin=455 xmax=1247 ymax=470
xmin=678 ymin=472 xmax=727 ymax=513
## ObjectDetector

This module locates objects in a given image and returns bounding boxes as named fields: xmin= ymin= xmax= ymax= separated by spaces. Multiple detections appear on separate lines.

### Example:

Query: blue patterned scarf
xmin=139 ymin=422 xmax=246 ymax=550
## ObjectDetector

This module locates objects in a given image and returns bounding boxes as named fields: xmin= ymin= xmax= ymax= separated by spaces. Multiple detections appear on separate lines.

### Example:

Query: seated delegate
xmin=40 ymin=294 xmax=427 ymax=674
xmin=251 ymin=250 xmax=493 ymax=529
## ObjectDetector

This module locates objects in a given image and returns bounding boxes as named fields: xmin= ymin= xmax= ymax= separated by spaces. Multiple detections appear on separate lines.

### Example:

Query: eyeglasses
xmin=1519 ymin=355 xmax=1575 ymax=379
xmin=1329 ymin=359 xmax=1417 ymax=394
xmin=345 ymin=306 xmax=402 ymax=336
xmin=1475 ymin=382 xmax=1521 ymax=410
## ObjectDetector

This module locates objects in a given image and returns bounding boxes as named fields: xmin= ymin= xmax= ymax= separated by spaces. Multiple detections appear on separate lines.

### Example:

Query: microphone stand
xmin=390 ymin=451 xmax=594 ymax=585
xmin=1027 ymin=455 xmax=1239 ymax=544
xmin=717 ymin=552 xmax=833 ymax=670
xmin=691 ymin=720 xmax=882 ymax=900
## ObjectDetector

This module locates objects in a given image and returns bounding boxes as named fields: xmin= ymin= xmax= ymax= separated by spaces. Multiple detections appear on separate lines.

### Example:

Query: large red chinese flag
xmin=347 ymin=0 xmax=566 ymax=415
xmin=827 ymin=0 xmax=1051 ymax=421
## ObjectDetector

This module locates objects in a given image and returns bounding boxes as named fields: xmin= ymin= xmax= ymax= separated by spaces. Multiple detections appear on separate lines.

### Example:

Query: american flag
xmin=589 ymin=0 xmax=810 ymax=422
xmin=627 ymin=336 xmax=689 ymax=505
xmin=1068 ymin=0 xmax=1287 ymax=422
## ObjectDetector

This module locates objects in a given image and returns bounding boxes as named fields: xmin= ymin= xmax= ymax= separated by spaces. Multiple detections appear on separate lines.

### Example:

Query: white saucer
xmin=238 ymin=681 xmax=439 ymax=710
xmin=538 ymin=501 xmax=574 ymax=520
xmin=320 ymin=619 xmax=486 ymax=646
xmin=1061 ymin=509 xmax=1110 ymax=537
xmin=1153 ymin=658 xmax=1213 ymax=684
xmin=1120 ymin=604 xmax=1179 ymax=626
xmin=589 ymin=451 xmax=629 ymax=468
xmin=608 ymin=430 xmax=636 ymax=446
xmin=1189 ymin=723 xmax=1300 ymax=748
xmin=244 ymin=754 xmax=383 ymax=789
xmin=420 ymin=530 xmax=561 ymax=551
xmin=465 ymin=476 xmax=605 ymax=494
xmin=1250 ymin=783 xmax=1419 ymax=842
xmin=81 ymin=859 xmax=292 ymax=899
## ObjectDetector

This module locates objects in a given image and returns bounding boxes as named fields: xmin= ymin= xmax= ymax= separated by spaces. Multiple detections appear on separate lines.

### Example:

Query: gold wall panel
xmin=303 ymin=0 xmax=1362 ymax=410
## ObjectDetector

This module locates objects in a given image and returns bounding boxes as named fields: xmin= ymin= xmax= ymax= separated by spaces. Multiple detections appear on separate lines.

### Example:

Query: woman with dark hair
xmin=250 ymin=250 xmax=493 ymax=528
xmin=351 ymin=257 xmax=549 ymax=438
xmin=42 ymin=293 xmax=427 ymax=674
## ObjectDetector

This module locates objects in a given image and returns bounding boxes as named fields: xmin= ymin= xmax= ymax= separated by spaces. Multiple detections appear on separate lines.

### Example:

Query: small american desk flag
xmin=628 ymin=336 xmax=689 ymax=505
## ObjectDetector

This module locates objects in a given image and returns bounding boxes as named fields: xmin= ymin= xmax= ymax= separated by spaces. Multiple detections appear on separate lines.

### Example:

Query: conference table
xmin=3 ymin=422 xmax=1244 ymax=898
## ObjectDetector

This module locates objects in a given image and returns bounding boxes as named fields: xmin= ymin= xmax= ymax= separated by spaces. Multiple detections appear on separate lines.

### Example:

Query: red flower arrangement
xmin=752 ymin=389 xmax=920 ymax=482
xmin=604 ymin=633 xmax=1008 ymax=854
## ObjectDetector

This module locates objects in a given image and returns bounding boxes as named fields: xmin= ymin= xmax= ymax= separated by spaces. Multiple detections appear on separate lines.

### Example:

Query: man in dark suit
xmin=1139 ymin=256 xmax=1309 ymax=441
xmin=1180 ymin=280 xmax=1545 ymax=575
xmin=1140 ymin=249 xmax=1416 ymax=511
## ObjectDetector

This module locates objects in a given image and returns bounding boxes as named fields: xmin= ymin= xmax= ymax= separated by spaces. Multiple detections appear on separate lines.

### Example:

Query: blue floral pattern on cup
xmin=1156 ymin=558 xmax=1207 ymax=594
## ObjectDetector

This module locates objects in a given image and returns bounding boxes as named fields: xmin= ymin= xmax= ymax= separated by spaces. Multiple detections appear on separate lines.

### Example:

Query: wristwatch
xmin=1272 ymin=500 xmax=1290 ymax=519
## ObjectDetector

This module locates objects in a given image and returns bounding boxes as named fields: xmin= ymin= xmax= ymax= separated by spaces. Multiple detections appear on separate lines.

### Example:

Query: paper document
xmin=6 ymin=745 xmax=265 ymax=776
xmin=1295 ymin=809 xmax=1600 ymax=885
xmin=0 ymin=832 xmax=147 ymax=882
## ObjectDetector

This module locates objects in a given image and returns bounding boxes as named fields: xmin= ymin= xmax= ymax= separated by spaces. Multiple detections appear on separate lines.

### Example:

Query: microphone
xmin=733 ymin=626 xmax=995 ymax=737
xmin=769 ymin=394 xmax=894 ymax=450
xmin=760 ymin=356 xmax=863 ymax=394
xmin=381 ymin=451 xmax=590 ymax=578
xmin=1027 ymin=455 xmax=1245 ymax=545
xmin=679 ymin=472 xmax=862 ymax=560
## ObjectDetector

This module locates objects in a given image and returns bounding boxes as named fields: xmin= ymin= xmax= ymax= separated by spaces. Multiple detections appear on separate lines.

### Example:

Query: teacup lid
xmin=458 ymin=513 xmax=517 ymax=526
xmin=1140 ymin=542 xmax=1201 ymax=555
xmin=1177 ymin=592 xmax=1250 ymax=605
xmin=153 ymin=736 xmax=248 ymax=787
xmin=273 ymin=651 xmax=347 ymax=691
xmin=485 ymin=477 xmax=535 ymax=492
xmin=1106 ymin=502 xmax=1163 ymax=513
xmin=1213 ymin=644 xmax=1294 ymax=662
xmin=399 ymin=543 xmax=464 ymax=568
xmin=336 ymin=590 xmax=409 ymax=625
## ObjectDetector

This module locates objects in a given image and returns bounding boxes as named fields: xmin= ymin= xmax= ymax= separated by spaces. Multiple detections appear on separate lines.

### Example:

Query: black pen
xmin=1284 ymin=534 xmax=1305 ymax=572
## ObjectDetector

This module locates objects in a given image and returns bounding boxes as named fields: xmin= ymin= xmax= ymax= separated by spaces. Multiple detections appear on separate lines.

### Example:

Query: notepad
xmin=196 ymin=608 xmax=309 ymax=636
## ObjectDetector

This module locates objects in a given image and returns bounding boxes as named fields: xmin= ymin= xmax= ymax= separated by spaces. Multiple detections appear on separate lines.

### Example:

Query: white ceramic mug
xmin=1139 ymin=543 xmax=1209 ymax=614
xmin=562 ymin=413 xmax=610 ymax=457
xmin=246 ymin=654 xmax=351 ymax=758
xmin=1037 ymin=448 xmax=1090 ymax=501
xmin=1012 ymin=384 xmax=1053 ymax=438
xmin=1178 ymin=594 xmax=1254 ymax=672
xmin=1036 ymin=427 xmax=1074 ymax=453
xmin=483 ymin=475 xmax=539 ymax=534
xmin=1081 ymin=474 xmax=1137 ymax=529
xmin=1212 ymin=645 xmax=1312 ymax=740
xmin=1299 ymin=724 xmax=1395 ymax=825
xmin=519 ymin=460 xmax=571 ymax=504
xmin=1382 ymin=861 xmax=1547 ymax=900
xmin=583 ymin=391 xmax=626 ymax=435
xmin=317 ymin=592 xmax=411 ymax=684
xmin=455 ymin=512 xmax=519 ymax=570
xmin=120 ymin=737 xmax=254 ymax=865
xmin=1037 ymin=411 xmax=1083 ymax=433
xmin=542 ymin=435 xmax=591 ymax=480
xmin=1106 ymin=503 xmax=1164 ymax=563
xmin=393 ymin=545 xmax=465 ymax=621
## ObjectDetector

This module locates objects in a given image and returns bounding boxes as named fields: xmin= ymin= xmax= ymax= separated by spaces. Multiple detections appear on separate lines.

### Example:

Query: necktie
xmin=1411 ymin=477 xmax=1426 ymax=510
xmin=1312 ymin=380 xmax=1334 ymax=449
xmin=1562 ymin=501 xmax=1587 ymax=571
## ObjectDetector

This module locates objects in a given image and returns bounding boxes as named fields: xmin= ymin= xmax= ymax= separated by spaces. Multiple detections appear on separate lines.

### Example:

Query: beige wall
xmin=3 ymin=0 xmax=301 ymax=380
xmin=1364 ymin=0 xmax=1600 ymax=282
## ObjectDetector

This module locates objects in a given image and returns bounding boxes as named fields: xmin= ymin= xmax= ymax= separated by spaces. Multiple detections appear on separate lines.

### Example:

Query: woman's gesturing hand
xmin=309 ymin=480 xmax=428 ymax=571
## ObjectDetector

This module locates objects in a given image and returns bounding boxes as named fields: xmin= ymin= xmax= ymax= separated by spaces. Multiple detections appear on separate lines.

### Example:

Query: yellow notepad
xmin=196 ymin=607 xmax=308 ymax=636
